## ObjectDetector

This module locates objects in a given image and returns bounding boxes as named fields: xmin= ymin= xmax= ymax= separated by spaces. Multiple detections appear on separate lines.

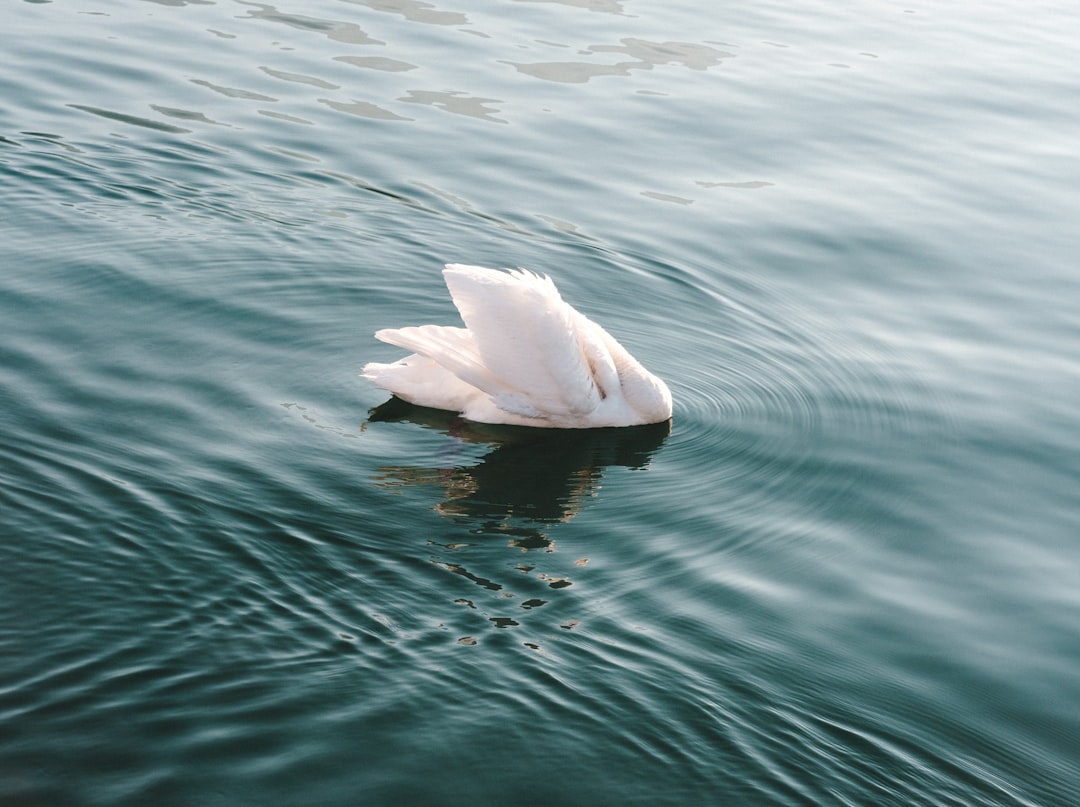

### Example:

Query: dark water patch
xmin=68 ymin=104 xmax=192 ymax=133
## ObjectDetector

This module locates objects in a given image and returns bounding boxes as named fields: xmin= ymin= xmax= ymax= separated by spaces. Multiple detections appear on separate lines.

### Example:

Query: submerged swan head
xmin=363 ymin=264 xmax=673 ymax=429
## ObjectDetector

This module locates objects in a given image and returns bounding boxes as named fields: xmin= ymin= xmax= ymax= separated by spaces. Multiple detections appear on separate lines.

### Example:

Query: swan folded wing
xmin=572 ymin=312 xmax=621 ymax=402
xmin=372 ymin=325 xmax=506 ymax=397
xmin=374 ymin=324 xmax=548 ymax=418
xmin=362 ymin=352 xmax=479 ymax=411
xmin=442 ymin=264 xmax=602 ymax=416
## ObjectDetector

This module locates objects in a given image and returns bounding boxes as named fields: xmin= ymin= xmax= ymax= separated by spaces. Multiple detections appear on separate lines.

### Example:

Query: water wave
xmin=594 ymin=252 xmax=943 ymax=543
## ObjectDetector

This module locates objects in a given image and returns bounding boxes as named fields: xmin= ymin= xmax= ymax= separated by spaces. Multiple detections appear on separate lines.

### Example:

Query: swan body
xmin=363 ymin=264 xmax=672 ymax=428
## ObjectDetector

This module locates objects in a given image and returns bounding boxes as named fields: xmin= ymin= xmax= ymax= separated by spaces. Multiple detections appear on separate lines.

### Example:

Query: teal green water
xmin=3 ymin=0 xmax=1079 ymax=804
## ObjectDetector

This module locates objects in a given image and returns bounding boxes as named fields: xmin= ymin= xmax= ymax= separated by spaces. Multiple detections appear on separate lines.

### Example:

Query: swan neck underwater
xmin=362 ymin=264 xmax=673 ymax=429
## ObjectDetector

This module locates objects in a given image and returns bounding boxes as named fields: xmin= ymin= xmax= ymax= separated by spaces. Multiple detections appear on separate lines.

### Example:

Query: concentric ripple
xmin=599 ymin=254 xmax=946 ymax=540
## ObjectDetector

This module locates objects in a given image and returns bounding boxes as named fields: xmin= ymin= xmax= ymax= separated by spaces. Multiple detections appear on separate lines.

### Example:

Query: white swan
xmin=363 ymin=264 xmax=672 ymax=428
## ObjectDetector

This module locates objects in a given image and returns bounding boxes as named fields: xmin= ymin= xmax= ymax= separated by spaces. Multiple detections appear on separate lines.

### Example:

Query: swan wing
xmin=362 ymin=352 xmax=479 ymax=411
xmin=442 ymin=264 xmax=603 ymax=417
xmin=374 ymin=325 xmax=487 ymax=386
xmin=371 ymin=323 xmax=545 ymax=418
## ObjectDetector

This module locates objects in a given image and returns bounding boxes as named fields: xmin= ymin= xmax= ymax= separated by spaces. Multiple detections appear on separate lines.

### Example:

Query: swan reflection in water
xmin=365 ymin=398 xmax=669 ymax=642
xmin=366 ymin=396 xmax=670 ymax=547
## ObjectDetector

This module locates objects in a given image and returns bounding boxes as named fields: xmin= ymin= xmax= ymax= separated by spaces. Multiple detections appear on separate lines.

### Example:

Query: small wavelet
xmin=606 ymin=254 xmax=943 ymax=545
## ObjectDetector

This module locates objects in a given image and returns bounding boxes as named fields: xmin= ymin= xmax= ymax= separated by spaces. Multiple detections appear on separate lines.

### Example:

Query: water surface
xmin=2 ymin=0 xmax=1079 ymax=804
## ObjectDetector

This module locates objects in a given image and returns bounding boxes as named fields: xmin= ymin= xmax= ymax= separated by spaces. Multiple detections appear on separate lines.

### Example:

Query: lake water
xmin=2 ymin=0 xmax=1079 ymax=804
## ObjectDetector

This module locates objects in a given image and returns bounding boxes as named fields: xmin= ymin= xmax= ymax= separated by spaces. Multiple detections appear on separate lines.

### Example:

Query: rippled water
xmin=3 ymin=0 xmax=1079 ymax=804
